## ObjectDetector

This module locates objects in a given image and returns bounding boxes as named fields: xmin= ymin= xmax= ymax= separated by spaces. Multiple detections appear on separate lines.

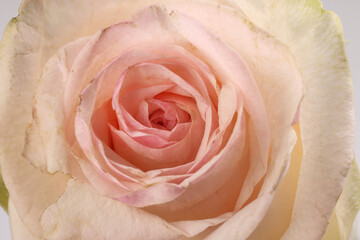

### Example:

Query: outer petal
xmin=23 ymin=36 xmax=91 ymax=174
xmin=335 ymin=161 xmax=360 ymax=240
xmin=0 ymin=7 xmax=69 ymax=237
xmin=323 ymin=161 xmax=360 ymax=240
xmin=9 ymin=199 xmax=38 ymax=240
xmin=40 ymin=180 xmax=182 ymax=240
xmin=232 ymin=0 xmax=355 ymax=239
xmin=17 ymin=0 xmax=234 ymax=62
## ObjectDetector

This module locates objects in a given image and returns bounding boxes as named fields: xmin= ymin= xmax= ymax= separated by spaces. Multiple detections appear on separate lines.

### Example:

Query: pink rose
xmin=0 ymin=0 xmax=358 ymax=239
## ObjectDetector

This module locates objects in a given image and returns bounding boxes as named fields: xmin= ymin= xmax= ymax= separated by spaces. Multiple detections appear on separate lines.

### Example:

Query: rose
xmin=0 ymin=0 xmax=358 ymax=240
xmin=0 ymin=1 xmax=357 ymax=239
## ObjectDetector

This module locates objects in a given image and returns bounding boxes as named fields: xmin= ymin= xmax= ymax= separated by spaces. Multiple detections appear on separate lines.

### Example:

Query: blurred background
xmin=0 ymin=0 xmax=359 ymax=239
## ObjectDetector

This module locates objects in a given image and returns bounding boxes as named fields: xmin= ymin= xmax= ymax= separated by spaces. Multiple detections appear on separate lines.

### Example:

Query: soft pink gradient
xmin=63 ymin=5 xmax=271 ymax=234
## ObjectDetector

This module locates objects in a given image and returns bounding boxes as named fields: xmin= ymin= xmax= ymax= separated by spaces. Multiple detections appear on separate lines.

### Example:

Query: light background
xmin=0 ymin=0 xmax=359 ymax=239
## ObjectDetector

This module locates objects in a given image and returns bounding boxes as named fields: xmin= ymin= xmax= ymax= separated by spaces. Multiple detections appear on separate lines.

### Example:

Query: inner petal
xmin=121 ymin=104 xmax=191 ymax=142
xmin=147 ymin=98 xmax=191 ymax=131
xmin=149 ymin=109 xmax=176 ymax=131
xmin=110 ymin=96 xmax=205 ymax=171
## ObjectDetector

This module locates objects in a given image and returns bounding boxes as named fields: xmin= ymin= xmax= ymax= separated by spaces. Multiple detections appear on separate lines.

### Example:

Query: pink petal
xmin=169 ymin=8 xmax=271 ymax=208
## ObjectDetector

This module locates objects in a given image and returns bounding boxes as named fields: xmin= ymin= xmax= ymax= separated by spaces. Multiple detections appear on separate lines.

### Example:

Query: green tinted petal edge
xmin=0 ymin=170 xmax=9 ymax=213
xmin=336 ymin=160 xmax=360 ymax=240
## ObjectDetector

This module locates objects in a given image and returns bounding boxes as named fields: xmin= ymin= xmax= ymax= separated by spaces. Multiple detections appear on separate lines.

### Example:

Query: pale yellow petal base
xmin=323 ymin=161 xmax=360 ymax=240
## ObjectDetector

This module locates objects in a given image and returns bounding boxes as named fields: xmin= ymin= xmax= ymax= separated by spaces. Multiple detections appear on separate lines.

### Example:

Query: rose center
xmin=149 ymin=108 xmax=178 ymax=131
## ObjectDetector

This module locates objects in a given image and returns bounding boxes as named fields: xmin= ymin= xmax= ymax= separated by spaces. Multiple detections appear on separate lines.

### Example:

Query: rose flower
xmin=0 ymin=0 xmax=358 ymax=239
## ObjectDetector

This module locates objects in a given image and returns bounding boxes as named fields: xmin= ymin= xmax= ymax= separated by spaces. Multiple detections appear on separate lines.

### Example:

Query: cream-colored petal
xmin=23 ymin=36 xmax=90 ymax=174
xmin=322 ymin=211 xmax=342 ymax=240
xmin=203 ymin=124 xmax=297 ymax=239
xmin=0 ymin=153 xmax=69 ymax=237
xmin=9 ymin=199 xmax=39 ymax=240
xmin=248 ymin=122 xmax=303 ymax=239
xmin=0 ymin=8 xmax=69 ymax=238
xmin=40 ymin=180 xmax=182 ymax=240
xmin=18 ymin=0 xmax=235 ymax=62
xmin=232 ymin=0 xmax=355 ymax=239
xmin=205 ymin=193 xmax=274 ymax=239
xmin=334 ymin=161 xmax=360 ymax=240
xmin=323 ymin=160 xmax=360 ymax=240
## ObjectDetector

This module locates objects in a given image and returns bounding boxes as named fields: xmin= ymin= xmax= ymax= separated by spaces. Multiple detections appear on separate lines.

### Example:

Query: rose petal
xmin=168 ymin=0 xmax=304 ymax=207
xmin=110 ymin=116 xmax=202 ymax=171
xmin=248 ymin=123 xmax=303 ymax=239
xmin=74 ymin=53 xmax=205 ymax=204
xmin=168 ymin=8 xmax=272 ymax=208
xmin=120 ymin=103 xmax=191 ymax=142
xmin=145 ymin=108 xmax=246 ymax=237
xmin=8 ymin=200 xmax=37 ymax=240
xmin=218 ymin=84 xmax=237 ymax=132
xmin=40 ymin=180 xmax=182 ymax=240
xmin=232 ymin=1 xmax=355 ymax=238
xmin=0 ymin=15 xmax=70 ymax=237
xmin=23 ymin=36 xmax=90 ymax=174
xmin=205 ymin=192 xmax=274 ymax=240
xmin=323 ymin=160 xmax=360 ymax=240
